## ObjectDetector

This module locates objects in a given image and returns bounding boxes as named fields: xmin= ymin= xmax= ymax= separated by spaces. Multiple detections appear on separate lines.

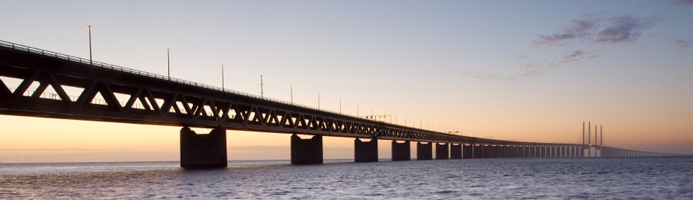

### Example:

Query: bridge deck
xmin=0 ymin=40 xmax=590 ymax=147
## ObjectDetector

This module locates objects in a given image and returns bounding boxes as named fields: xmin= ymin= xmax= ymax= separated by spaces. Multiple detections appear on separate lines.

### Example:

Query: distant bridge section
xmin=0 ymin=40 xmax=668 ymax=168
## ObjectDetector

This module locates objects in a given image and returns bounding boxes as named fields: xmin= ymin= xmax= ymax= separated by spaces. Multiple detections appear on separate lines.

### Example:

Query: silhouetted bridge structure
xmin=0 ymin=40 xmax=671 ymax=168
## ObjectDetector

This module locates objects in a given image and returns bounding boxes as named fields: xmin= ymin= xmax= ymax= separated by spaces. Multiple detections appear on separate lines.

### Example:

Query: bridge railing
xmin=1 ymin=40 xmax=431 ymax=131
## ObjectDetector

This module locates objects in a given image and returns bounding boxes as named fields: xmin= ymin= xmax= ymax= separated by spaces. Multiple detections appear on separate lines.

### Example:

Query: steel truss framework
xmin=0 ymin=42 xmax=661 ymax=156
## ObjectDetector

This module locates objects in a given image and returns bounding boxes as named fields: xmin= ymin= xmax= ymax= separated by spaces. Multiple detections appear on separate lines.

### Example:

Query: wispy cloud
xmin=672 ymin=39 xmax=693 ymax=48
xmin=533 ymin=15 xmax=659 ymax=47
xmin=533 ymin=18 xmax=599 ymax=46
xmin=460 ymin=72 xmax=518 ymax=81
xmin=479 ymin=14 xmax=659 ymax=81
xmin=672 ymin=0 xmax=693 ymax=6
xmin=521 ymin=50 xmax=599 ymax=77
xmin=521 ymin=14 xmax=658 ymax=78
xmin=464 ymin=50 xmax=599 ymax=81
xmin=595 ymin=16 xmax=658 ymax=43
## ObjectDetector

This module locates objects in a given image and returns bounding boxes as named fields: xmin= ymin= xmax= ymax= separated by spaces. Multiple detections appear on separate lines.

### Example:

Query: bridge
xmin=0 ymin=40 xmax=671 ymax=168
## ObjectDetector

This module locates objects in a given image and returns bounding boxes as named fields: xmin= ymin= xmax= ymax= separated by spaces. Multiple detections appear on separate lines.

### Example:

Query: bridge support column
xmin=291 ymin=134 xmax=323 ymax=165
xmin=482 ymin=145 xmax=491 ymax=158
xmin=540 ymin=146 xmax=546 ymax=158
xmin=490 ymin=145 xmax=499 ymax=158
xmin=473 ymin=144 xmax=482 ymax=158
xmin=417 ymin=142 xmax=433 ymax=160
xmin=557 ymin=146 xmax=563 ymax=158
xmin=566 ymin=147 xmax=572 ymax=158
xmin=575 ymin=147 xmax=580 ymax=157
xmin=450 ymin=143 xmax=462 ymax=159
xmin=528 ymin=146 xmax=534 ymax=158
xmin=463 ymin=144 xmax=473 ymax=159
xmin=180 ymin=126 xmax=227 ymax=169
xmin=436 ymin=143 xmax=449 ymax=159
xmin=355 ymin=138 xmax=378 ymax=162
xmin=392 ymin=140 xmax=411 ymax=161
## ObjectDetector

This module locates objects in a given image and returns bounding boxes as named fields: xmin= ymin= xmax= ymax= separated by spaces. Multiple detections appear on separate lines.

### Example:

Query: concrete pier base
xmin=180 ymin=126 xmax=227 ymax=169
xmin=355 ymin=138 xmax=378 ymax=162
xmin=417 ymin=142 xmax=433 ymax=160
xmin=450 ymin=144 xmax=462 ymax=159
xmin=291 ymin=134 xmax=323 ymax=165
xmin=463 ymin=144 xmax=473 ymax=159
xmin=392 ymin=140 xmax=411 ymax=161
xmin=436 ymin=143 xmax=449 ymax=159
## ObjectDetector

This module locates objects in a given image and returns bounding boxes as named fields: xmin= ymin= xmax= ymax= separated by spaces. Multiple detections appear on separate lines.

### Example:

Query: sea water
xmin=1 ymin=157 xmax=691 ymax=199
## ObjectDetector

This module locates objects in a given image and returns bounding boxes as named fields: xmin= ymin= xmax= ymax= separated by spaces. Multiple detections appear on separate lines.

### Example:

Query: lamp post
xmin=290 ymin=84 xmax=293 ymax=104
xmin=87 ymin=25 xmax=93 ymax=65
xmin=260 ymin=75 xmax=264 ymax=98
xmin=166 ymin=48 xmax=171 ymax=80
xmin=221 ymin=65 xmax=225 ymax=90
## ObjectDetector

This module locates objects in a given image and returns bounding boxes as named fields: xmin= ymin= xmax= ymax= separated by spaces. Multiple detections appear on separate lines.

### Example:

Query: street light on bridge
xmin=166 ymin=48 xmax=171 ymax=80
xmin=221 ymin=64 xmax=225 ymax=90
xmin=86 ymin=25 xmax=93 ymax=65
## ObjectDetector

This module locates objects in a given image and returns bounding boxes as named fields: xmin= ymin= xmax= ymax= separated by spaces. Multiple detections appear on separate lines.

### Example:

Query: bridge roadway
xmin=0 ymin=40 xmax=667 ymax=168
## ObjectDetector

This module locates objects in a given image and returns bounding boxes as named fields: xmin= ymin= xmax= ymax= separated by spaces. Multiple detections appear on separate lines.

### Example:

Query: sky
xmin=0 ymin=0 xmax=692 ymax=163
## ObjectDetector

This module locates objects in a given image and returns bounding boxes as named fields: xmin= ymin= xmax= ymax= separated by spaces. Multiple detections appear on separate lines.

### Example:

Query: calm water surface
xmin=1 ymin=157 xmax=691 ymax=199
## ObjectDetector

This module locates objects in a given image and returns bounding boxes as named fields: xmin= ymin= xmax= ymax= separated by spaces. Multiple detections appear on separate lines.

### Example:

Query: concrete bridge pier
xmin=463 ymin=144 xmax=473 ymax=159
xmin=180 ymin=126 xmax=227 ymax=169
xmin=417 ymin=142 xmax=433 ymax=160
xmin=566 ymin=147 xmax=571 ymax=158
xmin=392 ymin=140 xmax=411 ymax=161
xmin=473 ymin=144 xmax=483 ymax=158
xmin=291 ymin=134 xmax=323 ymax=165
xmin=436 ymin=143 xmax=449 ymax=159
xmin=450 ymin=143 xmax=462 ymax=159
xmin=482 ymin=145 xmax=492 ymax=158
xmin=514 ymin=146 xmax=519 ymax=158
xmin=490 ymin=145 xmax=499 ymax=158
xmin=557 ymin=147 xmax=563 ymax=158
xmin=529 ymin=146 xmax=535 ymax=157
xmin=573 ymin=146 xmax=578 ymax=157
xmin=540 ymin=146 xmax=547 ymax=158
xmin=355 ymin=138 xmax=378 ymax=162
xmin=566 ymin=147 xmax=571 ymax=157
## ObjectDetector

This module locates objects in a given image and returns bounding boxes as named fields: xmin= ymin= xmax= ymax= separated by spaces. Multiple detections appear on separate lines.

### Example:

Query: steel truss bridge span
xmin=0 ymin=40 xmax=571 ymax=147
xmin=3 ymin=40 xmax=672 ymax=168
